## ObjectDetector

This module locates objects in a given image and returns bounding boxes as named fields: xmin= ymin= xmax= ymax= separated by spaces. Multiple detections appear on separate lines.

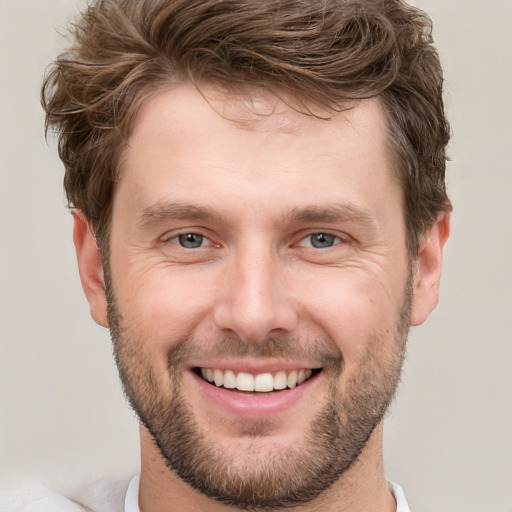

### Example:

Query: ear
xmin=410 ymin=212 xmax=451 ymax=326
xmin=73 ymin=210 xmax=108 ymax=327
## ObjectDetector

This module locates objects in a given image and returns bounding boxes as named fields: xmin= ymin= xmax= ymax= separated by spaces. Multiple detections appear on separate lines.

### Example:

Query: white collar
xmin=388 ymin=481 xmax=411 ymax=512
xmin=124 ymin=474 xmax=140 ymax=512
xmin=124 ymin=475 xmax=411 ymax=512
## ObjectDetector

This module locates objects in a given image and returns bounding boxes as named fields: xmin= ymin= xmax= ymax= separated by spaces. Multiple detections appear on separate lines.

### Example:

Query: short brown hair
xmin=42 ymin=0 xmax=450 ymax=254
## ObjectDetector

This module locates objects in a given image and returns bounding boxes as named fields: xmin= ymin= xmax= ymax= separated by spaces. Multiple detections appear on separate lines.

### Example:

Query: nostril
xmin=211 ymin=275 xmax=298 ymax=341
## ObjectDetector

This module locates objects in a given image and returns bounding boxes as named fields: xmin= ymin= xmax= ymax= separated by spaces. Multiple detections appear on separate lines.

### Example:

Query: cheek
xmin=111 ymin=262 xmax=218 ymax=352
xmin=302 ymin=268 xmax=408 ymax=362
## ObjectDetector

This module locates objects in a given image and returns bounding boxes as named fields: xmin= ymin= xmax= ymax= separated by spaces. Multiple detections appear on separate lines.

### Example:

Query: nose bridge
xmin=213 ymin=239 xmax=297 ymax=341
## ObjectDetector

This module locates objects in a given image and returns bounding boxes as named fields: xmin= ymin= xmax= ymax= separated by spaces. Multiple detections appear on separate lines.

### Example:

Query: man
xmin=39 ymin=0 xmax=451 ymax=510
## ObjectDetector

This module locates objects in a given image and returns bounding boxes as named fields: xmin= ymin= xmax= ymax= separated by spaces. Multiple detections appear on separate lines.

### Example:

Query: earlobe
xmin=73 ymin=211 xmax=108 ymax=327
xmin=409 ymin=212 xmax=451 ymax=326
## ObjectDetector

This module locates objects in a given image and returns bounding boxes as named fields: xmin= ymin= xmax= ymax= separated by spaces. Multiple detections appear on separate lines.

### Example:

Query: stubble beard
xmin=105 ymin=268 xmax=411 ymax=511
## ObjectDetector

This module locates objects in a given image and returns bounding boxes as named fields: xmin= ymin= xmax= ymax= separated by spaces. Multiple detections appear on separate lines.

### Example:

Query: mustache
xmin=166 ymin=335 xmax=343 ymax=372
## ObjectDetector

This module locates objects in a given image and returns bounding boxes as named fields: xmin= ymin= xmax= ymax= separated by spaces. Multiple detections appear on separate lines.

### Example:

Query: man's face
xmin=104 ymin=84 xmax=412 ymax=508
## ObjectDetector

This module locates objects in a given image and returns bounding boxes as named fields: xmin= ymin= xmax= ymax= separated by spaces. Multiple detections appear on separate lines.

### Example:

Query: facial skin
xmin=74 ymin=83 xmax=449 ymax=511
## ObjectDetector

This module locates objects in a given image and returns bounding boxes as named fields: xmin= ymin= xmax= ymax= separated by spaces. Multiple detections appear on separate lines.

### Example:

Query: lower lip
xmin=190 ymin=371 xmax=320 ymax=418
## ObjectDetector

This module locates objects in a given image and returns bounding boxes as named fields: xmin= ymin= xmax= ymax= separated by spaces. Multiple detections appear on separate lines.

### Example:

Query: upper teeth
xmin=200 ymin=368 xmax=313 ymax=392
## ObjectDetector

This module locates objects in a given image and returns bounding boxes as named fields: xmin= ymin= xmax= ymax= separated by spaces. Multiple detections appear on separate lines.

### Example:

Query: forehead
xmin=130 ymin=83 xmax=390 ymax=142
xmin=117 ymin=83 xmax=401 ymax=228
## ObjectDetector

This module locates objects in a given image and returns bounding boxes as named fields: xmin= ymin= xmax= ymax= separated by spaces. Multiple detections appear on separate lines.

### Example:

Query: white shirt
xmin=124 ymin=474 xmax=411 ymax=512
xmin=124 ymin=474 xmax=140 ymax=512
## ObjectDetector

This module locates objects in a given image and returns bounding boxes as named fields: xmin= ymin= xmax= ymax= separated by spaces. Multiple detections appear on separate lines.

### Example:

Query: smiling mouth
xmin=195 ymin=367 xmax=321 ymax=393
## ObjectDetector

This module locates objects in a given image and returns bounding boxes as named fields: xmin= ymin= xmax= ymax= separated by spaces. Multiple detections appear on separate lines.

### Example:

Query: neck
xmin=137 ymin=424 xmax=396 ymax=512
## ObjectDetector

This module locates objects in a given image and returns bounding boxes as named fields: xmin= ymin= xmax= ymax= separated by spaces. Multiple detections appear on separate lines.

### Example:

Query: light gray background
xmin=1 ymin=1 xmax=511 ymax=510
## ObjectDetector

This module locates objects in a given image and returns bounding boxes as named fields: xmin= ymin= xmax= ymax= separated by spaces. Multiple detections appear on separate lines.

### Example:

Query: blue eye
xmin=176 ymin=233 xmax=205 ymax=248
xmin=307 ymin=233 xmax=338 ymax=248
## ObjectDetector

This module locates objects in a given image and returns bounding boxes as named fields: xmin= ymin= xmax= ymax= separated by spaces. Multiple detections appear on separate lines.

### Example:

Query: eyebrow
xmin=136 ymin=201 xmax=225 ymax=230
xmin=136 ymin=200 xmax=378 ymax=230
xmin=285 ymin=204 xmax=378 ymax=227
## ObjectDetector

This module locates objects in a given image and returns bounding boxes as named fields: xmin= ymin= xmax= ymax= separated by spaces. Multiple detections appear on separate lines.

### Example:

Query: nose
xmin=212 ymin=246 xmax=298 ymax=342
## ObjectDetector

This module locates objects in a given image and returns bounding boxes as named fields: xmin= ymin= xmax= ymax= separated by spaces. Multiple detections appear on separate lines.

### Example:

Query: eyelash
xmin=165 ymin=232 xmax=214 ymax=249
xmin=298 ymin=232 xmax=343 ymax=249
xmin=162 ymin=231 xmax=347 ymax=250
